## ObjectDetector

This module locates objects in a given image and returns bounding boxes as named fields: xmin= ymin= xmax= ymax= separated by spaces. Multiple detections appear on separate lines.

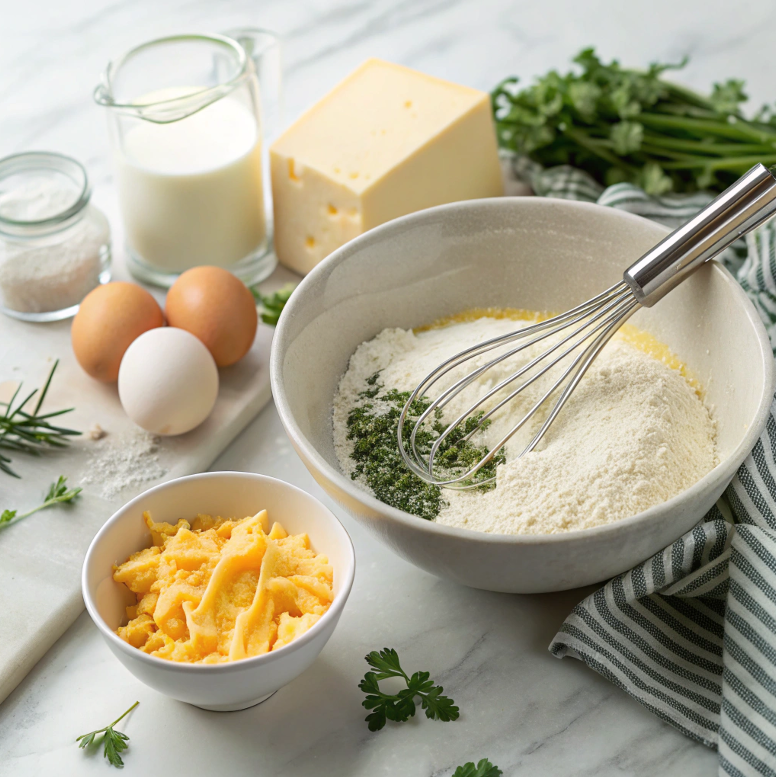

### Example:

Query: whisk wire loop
xmin=398 ymin=281 xmax=639 ymax=488
xmin=435 ymin=284 xmax=637 ymax=449
xmin=404 ymin=282 xmax=630 ymax=466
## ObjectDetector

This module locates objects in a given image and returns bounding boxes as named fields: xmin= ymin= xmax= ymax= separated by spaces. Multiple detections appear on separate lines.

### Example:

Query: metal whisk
xmin=398 ymin=163 xmax=776 ymax=489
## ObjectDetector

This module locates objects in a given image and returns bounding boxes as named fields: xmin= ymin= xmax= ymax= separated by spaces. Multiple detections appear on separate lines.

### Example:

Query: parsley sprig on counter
xmin=453 ymin=758 xmax=503 ymax=777
xmin=359 ymin=648 xmax=459 ymax=731
xmin=347 ymin=374 xmax=504 ymax=521
xmin=492 ymin=47 xmax=776 ymax=195
xmin=1 ymin=475 xmax=81 ymax=528
xmin=76 ymin=701 xmax=139 ymax=768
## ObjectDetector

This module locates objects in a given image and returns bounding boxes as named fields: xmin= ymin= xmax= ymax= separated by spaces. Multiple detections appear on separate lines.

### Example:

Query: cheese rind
xmin=270 ymin=59 xmax=504 ymax=275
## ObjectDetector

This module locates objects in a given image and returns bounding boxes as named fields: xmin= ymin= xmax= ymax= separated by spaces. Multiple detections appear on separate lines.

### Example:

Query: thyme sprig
xmin=0 ymin=361 xmax=80 ymax=478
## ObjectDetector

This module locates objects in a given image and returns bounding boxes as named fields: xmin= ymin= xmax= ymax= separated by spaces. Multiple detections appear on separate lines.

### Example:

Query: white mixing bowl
xmin=82 ymin=472 xmax=355 ymax=711
xmin=271 ymin=197 xmax=774 ymax=593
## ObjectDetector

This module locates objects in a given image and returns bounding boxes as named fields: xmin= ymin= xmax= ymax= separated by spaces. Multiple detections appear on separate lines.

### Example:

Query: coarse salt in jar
xmin=0 ymin=151 xmax=111 ymax=322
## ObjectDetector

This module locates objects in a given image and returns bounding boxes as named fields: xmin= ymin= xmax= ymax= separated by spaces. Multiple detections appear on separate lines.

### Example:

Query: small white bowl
xmin=82 ymin=471 xmax=355 ymax=712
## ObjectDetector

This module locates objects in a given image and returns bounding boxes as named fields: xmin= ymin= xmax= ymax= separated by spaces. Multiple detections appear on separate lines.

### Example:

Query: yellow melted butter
xmin=415 ymin=308 xmax=702 ymax=398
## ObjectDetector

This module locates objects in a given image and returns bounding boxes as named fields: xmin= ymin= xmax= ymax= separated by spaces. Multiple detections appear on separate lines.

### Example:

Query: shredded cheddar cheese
xmin=113 ymin=510 xmax=333 ymax=663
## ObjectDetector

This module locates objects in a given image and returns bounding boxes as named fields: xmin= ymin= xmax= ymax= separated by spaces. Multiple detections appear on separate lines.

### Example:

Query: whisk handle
xmin=623 ymin=163 xmax=776 ymax=306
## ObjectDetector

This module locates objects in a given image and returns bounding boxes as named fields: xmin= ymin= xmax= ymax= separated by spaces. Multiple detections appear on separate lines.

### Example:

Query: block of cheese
xmin=270 ymin=59 xmax=504 ymax=275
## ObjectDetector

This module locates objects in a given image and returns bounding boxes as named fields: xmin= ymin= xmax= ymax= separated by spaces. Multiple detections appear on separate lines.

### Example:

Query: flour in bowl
xmin=332 ymin=314 xmax=717 ymax=535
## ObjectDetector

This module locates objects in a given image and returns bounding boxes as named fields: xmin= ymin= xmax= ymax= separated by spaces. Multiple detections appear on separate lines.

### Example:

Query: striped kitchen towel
xmin=505 ymin=158 xmax=776 ymax=776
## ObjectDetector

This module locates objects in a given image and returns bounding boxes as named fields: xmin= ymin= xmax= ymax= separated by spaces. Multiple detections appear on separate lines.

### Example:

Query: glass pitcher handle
xmin=224 ymin=28 xmax=284 ymax=143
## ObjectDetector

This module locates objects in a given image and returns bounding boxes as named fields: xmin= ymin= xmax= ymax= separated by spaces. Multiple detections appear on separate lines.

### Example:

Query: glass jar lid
xmin=0 ymin=152 xmax=91 ymax=236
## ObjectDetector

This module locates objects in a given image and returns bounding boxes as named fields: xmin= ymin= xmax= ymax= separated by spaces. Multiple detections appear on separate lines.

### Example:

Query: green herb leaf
xmin=76 ymin=701 xmax=138 ymax=768
xmin=365 ymin=647 xmax=407 ymax=680
xmin=44 ymin=475 xmax=82 ymax=504
xmin=638 ymin=162 xmax=674 ymax=196
xmin=710 ymin=79 xmax=748 ymax=115
xmin=1 ymin=475 xmax=81 ymax=530
xmin=251 ymin=283 xmax=297 ymax=326
xmin=610 ymin=120 xmax=644 ymax=155
xmin=0 ymin=361 xmax=79 ymax=478
xmin=567 ymin=81 xmax=601 ymax=121
xmin=359 ymin=648 xmax=459 ymax=731
xmin=346 ymin=376 xmax=503 ymax=521
xmin=452 ymin=758 xmax=503 ymax=777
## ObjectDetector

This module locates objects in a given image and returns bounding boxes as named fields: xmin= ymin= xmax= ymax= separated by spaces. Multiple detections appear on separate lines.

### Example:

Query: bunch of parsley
xmin=492 ymin=48 xmax=776 ymax=195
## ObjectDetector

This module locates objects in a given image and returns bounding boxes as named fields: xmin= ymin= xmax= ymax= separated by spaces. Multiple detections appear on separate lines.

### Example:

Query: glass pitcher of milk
xmin=95 ymin=31 xmax=281 ymax=286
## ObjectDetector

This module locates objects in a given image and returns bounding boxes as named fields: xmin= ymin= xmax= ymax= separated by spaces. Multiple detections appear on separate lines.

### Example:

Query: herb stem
xmin=107 ymin=701 xmax=139 ymax=731
xmin=660 ymin=154 xmax=776 ymax=170
xmin=640 ymin=135 xmax=776 ymax=155
xmin=1 ymin=476 xmax=82 ymax=528
xmin=563 ymin=128 xmax=639 ymax=172
xmin=639 ymin=112 xmax=773 ymax=143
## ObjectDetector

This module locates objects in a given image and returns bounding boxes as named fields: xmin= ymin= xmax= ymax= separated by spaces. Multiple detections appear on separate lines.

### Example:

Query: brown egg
xmin=72 ymin=283 xmax=165 ymax=382
xmin=165 ymin=267 xmax=258 ymax=367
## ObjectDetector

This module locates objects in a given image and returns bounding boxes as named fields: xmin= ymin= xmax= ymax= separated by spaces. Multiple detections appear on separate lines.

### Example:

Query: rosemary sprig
xmin=0 ymin=361 xmax=80 ymax=478
xmin=1 ymin=476 xmax=82 ymax=528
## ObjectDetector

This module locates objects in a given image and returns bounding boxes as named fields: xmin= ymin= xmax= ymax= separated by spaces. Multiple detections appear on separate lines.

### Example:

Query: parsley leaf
xmin=358 ymin=648 xmax=459 ymax=731
xmin=251 ymin=283 xmax=296 ymax=326
xmin=76 ymin=701 xmax=138 ymax=768
xmin=452 ymin=758 xmax=503 ymax=777
xmin=0 ymin=475 xmax=81 ymax=529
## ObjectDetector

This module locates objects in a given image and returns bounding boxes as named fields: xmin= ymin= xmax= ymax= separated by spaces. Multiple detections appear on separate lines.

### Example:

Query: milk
xmin=116 ymin=88 xmax=266 ymax=272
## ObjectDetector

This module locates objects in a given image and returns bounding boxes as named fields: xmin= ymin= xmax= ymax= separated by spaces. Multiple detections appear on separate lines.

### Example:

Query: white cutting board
xmin=0 ymin=264 xmax=296 ymax=704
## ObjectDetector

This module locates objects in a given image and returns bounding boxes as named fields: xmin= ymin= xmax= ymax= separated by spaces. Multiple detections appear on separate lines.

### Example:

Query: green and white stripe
xmin=504 ymin=158 xmax=776 ymax=776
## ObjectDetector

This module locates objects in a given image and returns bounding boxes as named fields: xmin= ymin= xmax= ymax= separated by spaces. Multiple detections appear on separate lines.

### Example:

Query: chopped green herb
xmin=359 ymin=648 xmax=459 ymax=731
xmin=251 ymin=283 xmax=296 ymax=326
xmin=452 ymin=758 xmax=503 ymax=777
xmin=346 ymin=374 xmax=504 ymax=521
xmin=492 ymin=47 xmax=776 ymax=195
xmin=76 ymin=701 xmax=138 ymax=768
xmin=1 ymin=475 xmax=81 ymax=529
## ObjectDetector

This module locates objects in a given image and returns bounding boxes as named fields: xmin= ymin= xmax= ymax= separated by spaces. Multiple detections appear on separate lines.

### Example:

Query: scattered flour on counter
xmin=80 ymin=427 xmax=168 ymax=500
xmin=332 ymin=316 xmax=718 ymax=536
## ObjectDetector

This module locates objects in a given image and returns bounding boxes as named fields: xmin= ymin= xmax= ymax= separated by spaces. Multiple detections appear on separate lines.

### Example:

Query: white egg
xmin=118 ymin=327 xmax=219 ymax=436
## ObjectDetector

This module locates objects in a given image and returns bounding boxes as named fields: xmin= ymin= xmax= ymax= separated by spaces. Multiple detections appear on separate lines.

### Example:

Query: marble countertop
xmin=2 ymin=0 xmax=773 ymax=773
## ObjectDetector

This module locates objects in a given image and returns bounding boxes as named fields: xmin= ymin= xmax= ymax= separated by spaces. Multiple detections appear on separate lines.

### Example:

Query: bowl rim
xmin=81 ymin=470 xmax=356 ymax=674
xmin=271 ymin=196 xmax=776 ymax=547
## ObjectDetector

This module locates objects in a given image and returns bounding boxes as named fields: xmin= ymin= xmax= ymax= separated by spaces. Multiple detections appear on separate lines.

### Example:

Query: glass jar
xmin=94 ymin=32 xmax=279 ymax=288
xmin=0 ymin=152 xmax=111 ymax=322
